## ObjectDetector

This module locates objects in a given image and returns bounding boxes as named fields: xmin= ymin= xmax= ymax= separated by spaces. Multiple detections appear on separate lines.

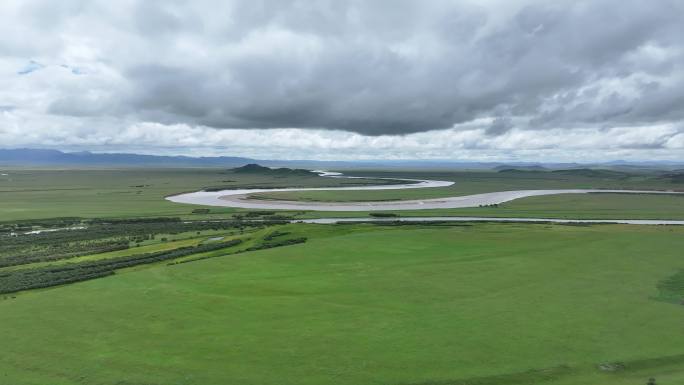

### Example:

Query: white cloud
xmin=1 ymin=108 xmax=681 ymax=160
xmin=0 ymin=0 xmax=683 ymax=160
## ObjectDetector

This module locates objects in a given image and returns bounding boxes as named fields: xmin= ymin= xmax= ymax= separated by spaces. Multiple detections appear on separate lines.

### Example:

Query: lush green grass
xmin=0 ymin=168 xmax=231 ymax=220
xmin=296 ymin=193 xmax=684 ymax=220
xmin=254 ymin=169 xmax=681 ymax=203
xmin=0 ymin=168 xmax=395 ymax=221
xmin=250 ymin=169 xmax=684 ymax=220
xmin=463 ymin=193 xmax=684 ymax=220
xmin=2 ymin=223 xmax=684 ymax=384
xmin=655 ymin=269 xmax=684 ymax=304
xmin=0 ymin=228 xmax=251 ymax=272
xmin=1 ymin=168 xmax=682 ymax=221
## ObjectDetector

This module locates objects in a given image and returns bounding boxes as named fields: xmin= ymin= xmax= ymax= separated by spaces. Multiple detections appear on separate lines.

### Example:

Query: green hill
xmin=232 ymin=163 xmax=315 ymax=176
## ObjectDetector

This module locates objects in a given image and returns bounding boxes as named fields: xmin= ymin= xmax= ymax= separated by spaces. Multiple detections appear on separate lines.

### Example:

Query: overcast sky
xmin=1 ymin=0 xmax=683 ymax=161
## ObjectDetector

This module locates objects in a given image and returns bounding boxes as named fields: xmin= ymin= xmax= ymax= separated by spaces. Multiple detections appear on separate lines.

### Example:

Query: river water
xmin=298 ymin=217 xmax=684 ymax=225
xmin=166 ymin=170 xmax=682 ymax=213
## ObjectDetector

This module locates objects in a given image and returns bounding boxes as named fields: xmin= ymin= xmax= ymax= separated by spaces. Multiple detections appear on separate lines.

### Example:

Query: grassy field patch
xmin=2 ymin=223 xmax=684 ymax=384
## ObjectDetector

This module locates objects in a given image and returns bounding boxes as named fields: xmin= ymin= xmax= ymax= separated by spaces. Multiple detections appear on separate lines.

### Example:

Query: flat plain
xmin=3 ymin=223 xmax=684 ymax=385
xmin=1 ymin=167 xmax=683 ymax=220
xmin=2 ymin=166 xmax=684 ymax=385
xmin=0 ymin=168 xmax=395 ymax=221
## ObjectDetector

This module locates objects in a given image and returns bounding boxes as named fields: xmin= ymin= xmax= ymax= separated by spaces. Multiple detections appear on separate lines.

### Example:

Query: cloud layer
xmin=1 ymin=0 xmax=683 ymax=160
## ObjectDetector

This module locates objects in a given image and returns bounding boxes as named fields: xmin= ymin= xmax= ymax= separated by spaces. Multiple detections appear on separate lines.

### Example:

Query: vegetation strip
xmin=0 ymin=217 xmax=289 ymax=268
xmin=0 ymin=240 xmax=129 ymax=268
xmin=0 ymin=239 xmax=242 ymax=294
xmin=170 ymin=237 xmax=307 ymax=265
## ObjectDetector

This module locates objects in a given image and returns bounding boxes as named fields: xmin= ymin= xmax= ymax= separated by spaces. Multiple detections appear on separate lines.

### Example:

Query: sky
xmin=1 ymin=0 xmax=683 ymax=161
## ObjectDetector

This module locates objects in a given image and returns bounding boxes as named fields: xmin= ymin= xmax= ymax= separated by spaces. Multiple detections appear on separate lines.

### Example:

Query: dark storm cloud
xmin=6 ymin=0 xmax=684 ymax=136
xmin=486 ymin=117 xmax=514 ymax=136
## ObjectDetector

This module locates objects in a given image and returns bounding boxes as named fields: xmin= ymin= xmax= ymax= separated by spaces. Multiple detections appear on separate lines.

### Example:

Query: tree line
xmin=0 ymin=239 xmax=243 ymax=294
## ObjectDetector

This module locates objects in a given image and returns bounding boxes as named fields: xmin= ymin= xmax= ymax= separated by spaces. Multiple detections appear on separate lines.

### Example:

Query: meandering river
xmin=166 ymin=170 xmax=682 ymax=214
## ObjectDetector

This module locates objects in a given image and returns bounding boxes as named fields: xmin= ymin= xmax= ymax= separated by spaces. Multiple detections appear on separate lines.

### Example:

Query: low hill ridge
xmin=231 ymin=164 xmax=315 ymax=176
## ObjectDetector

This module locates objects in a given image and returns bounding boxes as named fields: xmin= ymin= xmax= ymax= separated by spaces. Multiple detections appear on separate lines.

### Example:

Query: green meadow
xmin=4 ymin=4 xmax=683 ymax=385
xmin=252 ymin=168 xmax=682 ymax=202
xmin=298 ymin=193 xmax=684 ymax=220
xmin=1 ymin=167 xmax=682 ymax=221
xmin=2 ymin=223 xmax=684 ymax=385
xmin=0 ymin=168 xmax=392 ymax=221
xmin=2 ymin=167 xmax=684 ymax=384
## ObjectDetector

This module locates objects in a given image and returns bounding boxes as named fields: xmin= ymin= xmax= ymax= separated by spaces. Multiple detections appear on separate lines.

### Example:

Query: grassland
xmin=0 ymin=168 xmax=395 ymax=221
xmin=2 ymin=222 xmax=684 ymax=385
xmin=220 ymin=168 xmax=684 ymax=220
xmin=1 ymin=167 xmax=683 ymax=221
xmin=3 ymin=166 xmax=683 ymax=384
xmin=297 ymin=193 xmax=684 ymax=220
xmin=252 ymin=169 xmax=682 ymax=202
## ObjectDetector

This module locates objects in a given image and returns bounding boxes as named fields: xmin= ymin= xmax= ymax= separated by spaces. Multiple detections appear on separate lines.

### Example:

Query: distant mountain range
xmin=0 ymin=148 xmax=347 ymax=168
xmin=0 ymin=148 xmax=254 ymax=167
xmin=0 ymin=148 xmax=682 ymax=170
